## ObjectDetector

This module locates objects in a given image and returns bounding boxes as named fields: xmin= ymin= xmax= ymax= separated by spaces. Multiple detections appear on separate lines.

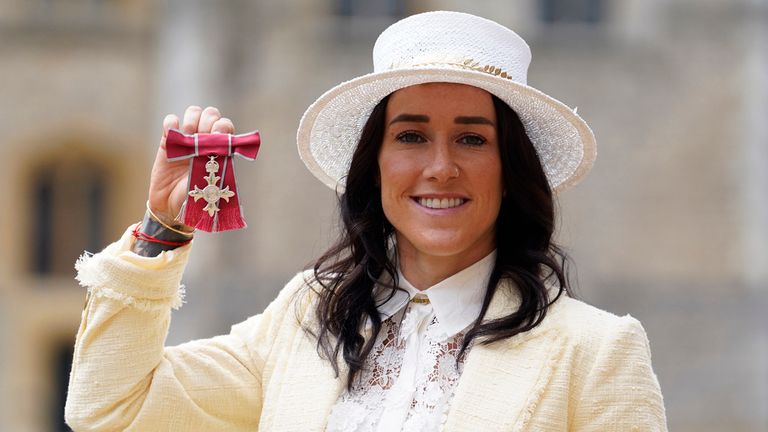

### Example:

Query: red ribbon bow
xmin=165 ymin=129 xmax=261 ymax=232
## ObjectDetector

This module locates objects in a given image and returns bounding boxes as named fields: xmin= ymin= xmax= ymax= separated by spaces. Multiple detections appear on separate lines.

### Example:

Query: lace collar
xmin=374 ymin=250 xmax=496 ymax=339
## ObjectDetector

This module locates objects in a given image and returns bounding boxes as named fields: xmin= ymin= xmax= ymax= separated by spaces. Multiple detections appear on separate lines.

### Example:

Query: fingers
xmin=211 ymin=117 xmax=234 ymax=134
xmin=181 ymin=105 xmax=203 ymax=134
xmin=177 ymin=105 xmax=232 ymax=135
xmin=162 ymin=114 xmax=179 ymax=137
xmin=198 ymin=106 xmax=221 ymax=133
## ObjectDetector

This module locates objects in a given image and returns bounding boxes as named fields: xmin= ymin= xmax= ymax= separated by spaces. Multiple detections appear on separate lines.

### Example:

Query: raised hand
xmin=147 ymin=106 xmax=235 ymax=229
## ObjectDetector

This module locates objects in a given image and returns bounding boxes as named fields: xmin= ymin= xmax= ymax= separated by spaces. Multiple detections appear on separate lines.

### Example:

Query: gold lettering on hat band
xmin=389 ymin=58 xmax=514 ymax=80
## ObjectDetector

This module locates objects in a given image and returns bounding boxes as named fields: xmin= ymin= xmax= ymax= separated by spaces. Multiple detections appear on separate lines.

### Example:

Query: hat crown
xmin=373 ymin=11 xmax=531 ymax=85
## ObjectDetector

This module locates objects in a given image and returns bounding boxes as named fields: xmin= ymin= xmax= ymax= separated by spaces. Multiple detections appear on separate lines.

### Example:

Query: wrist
xmin=131 ymin=208 xmax=194 ymax=257
xmin=146 ymin=201 xmax=195 ymax=235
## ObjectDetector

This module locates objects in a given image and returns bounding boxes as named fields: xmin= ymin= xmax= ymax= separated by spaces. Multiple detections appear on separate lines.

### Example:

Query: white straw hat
xmin=297 ymin=10 xmax=596 ymax=193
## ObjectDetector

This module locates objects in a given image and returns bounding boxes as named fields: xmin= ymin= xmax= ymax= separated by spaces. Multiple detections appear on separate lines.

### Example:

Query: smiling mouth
xmin=415 ymin=197 xmax=467 ymax=209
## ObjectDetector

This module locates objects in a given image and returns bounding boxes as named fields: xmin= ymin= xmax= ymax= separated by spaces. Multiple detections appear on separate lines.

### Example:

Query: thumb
xmin=163 ymin=114 xmax=180 ymax=136
xmin=160 ymin=114 xmax=180 ymax=150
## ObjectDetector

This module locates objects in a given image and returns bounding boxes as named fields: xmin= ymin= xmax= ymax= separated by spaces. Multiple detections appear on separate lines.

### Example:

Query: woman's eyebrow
xmin=454 ymin=116 xmax=495 ymax=126
xmin=388 ymin=113 xmax=430 ymax=125
xmin=387 ymin=114 xmax=495 ymax=126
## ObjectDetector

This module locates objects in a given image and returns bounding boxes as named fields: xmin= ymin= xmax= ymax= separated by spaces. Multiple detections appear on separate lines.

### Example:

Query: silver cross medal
xmin=188 ymin=156 xmax=235 ymax=217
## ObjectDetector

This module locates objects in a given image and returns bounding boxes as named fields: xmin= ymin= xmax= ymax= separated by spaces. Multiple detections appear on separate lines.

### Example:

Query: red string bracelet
xmin=131 ymin=223 xmax=193 ymax=247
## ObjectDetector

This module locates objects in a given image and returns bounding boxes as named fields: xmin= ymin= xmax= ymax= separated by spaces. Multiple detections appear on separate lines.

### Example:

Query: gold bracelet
xmin=145 ymin=201 xmax=195 ymax=237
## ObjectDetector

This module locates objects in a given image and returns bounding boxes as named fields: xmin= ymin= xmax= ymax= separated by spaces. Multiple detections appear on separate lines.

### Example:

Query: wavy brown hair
xmin=307 ymin=92 xmax=574 ymax=389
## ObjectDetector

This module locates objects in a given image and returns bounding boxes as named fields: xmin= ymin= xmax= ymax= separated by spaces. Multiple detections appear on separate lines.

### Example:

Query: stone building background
xmin=0 ymin=0 xmax=765 ymax=430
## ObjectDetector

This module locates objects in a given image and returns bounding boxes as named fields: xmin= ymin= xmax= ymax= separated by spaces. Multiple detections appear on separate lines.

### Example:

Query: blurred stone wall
xmin=0 ymin=0 xmax=765 ymax=430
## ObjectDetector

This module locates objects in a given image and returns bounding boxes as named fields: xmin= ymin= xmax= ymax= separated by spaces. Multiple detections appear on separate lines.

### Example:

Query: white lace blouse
xmin=325 ymin=251 xmax=496 ymax=432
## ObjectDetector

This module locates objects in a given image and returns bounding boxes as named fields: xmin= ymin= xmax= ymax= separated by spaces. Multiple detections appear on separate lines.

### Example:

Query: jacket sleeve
xmin=64 ymin=225 xmax=306 ymax=432
xmin=570 ymin=315 xmax=668 ymax=432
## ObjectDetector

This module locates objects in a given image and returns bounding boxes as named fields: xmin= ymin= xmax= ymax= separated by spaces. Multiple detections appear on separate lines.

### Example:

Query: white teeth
xmin=418 ymin=197 xmax=465 ymax=209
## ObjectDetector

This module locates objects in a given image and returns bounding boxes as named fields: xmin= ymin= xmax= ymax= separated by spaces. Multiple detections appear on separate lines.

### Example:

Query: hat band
xmin=388 ymin=58 xmax=517 ymax=81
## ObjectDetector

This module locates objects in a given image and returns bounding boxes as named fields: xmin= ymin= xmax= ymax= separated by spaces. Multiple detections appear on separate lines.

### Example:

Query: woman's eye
xmin=396 ymin=131 xmax=426 ymax=143
xmin=458 ymin=134 xmax=486 ymax=146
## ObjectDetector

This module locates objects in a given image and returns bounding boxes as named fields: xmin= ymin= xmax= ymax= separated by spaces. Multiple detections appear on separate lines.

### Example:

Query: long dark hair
xmin=308 ymin=91 xmax=573 ymax=389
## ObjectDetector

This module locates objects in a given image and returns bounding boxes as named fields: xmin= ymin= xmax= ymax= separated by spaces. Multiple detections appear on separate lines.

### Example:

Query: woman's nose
xmin=422 ymin=142 xmax=460 ymax=182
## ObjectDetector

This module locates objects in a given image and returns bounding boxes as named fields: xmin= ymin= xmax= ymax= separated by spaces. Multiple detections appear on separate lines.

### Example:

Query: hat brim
xmin=297 ymin=67 xmax=596 ymax=193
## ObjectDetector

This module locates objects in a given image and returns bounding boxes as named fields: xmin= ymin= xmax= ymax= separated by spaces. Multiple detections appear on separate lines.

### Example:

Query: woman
xmin=65 ymin=11 xmax=667 ymax=432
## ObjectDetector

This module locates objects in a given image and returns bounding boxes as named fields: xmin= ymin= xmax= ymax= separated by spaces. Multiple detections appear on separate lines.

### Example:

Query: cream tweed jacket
xmin=65 ymin=228 xmax=668 ymax=431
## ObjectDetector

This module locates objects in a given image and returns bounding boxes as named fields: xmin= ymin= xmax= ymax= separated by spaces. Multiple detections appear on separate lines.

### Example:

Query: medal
xmin=165 ymin=129 xmax=261 ymax=232
xmin=188 ymin=156 xmax=236 ymax=217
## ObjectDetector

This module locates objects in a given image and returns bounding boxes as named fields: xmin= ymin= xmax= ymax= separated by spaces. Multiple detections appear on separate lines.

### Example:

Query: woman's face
xmin=378 ymin=82 xmax=502 ymax=269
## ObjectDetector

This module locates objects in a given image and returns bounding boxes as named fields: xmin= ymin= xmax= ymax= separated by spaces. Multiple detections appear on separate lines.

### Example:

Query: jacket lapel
xmin=443 ymin=283 xmax=566 ymax=432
